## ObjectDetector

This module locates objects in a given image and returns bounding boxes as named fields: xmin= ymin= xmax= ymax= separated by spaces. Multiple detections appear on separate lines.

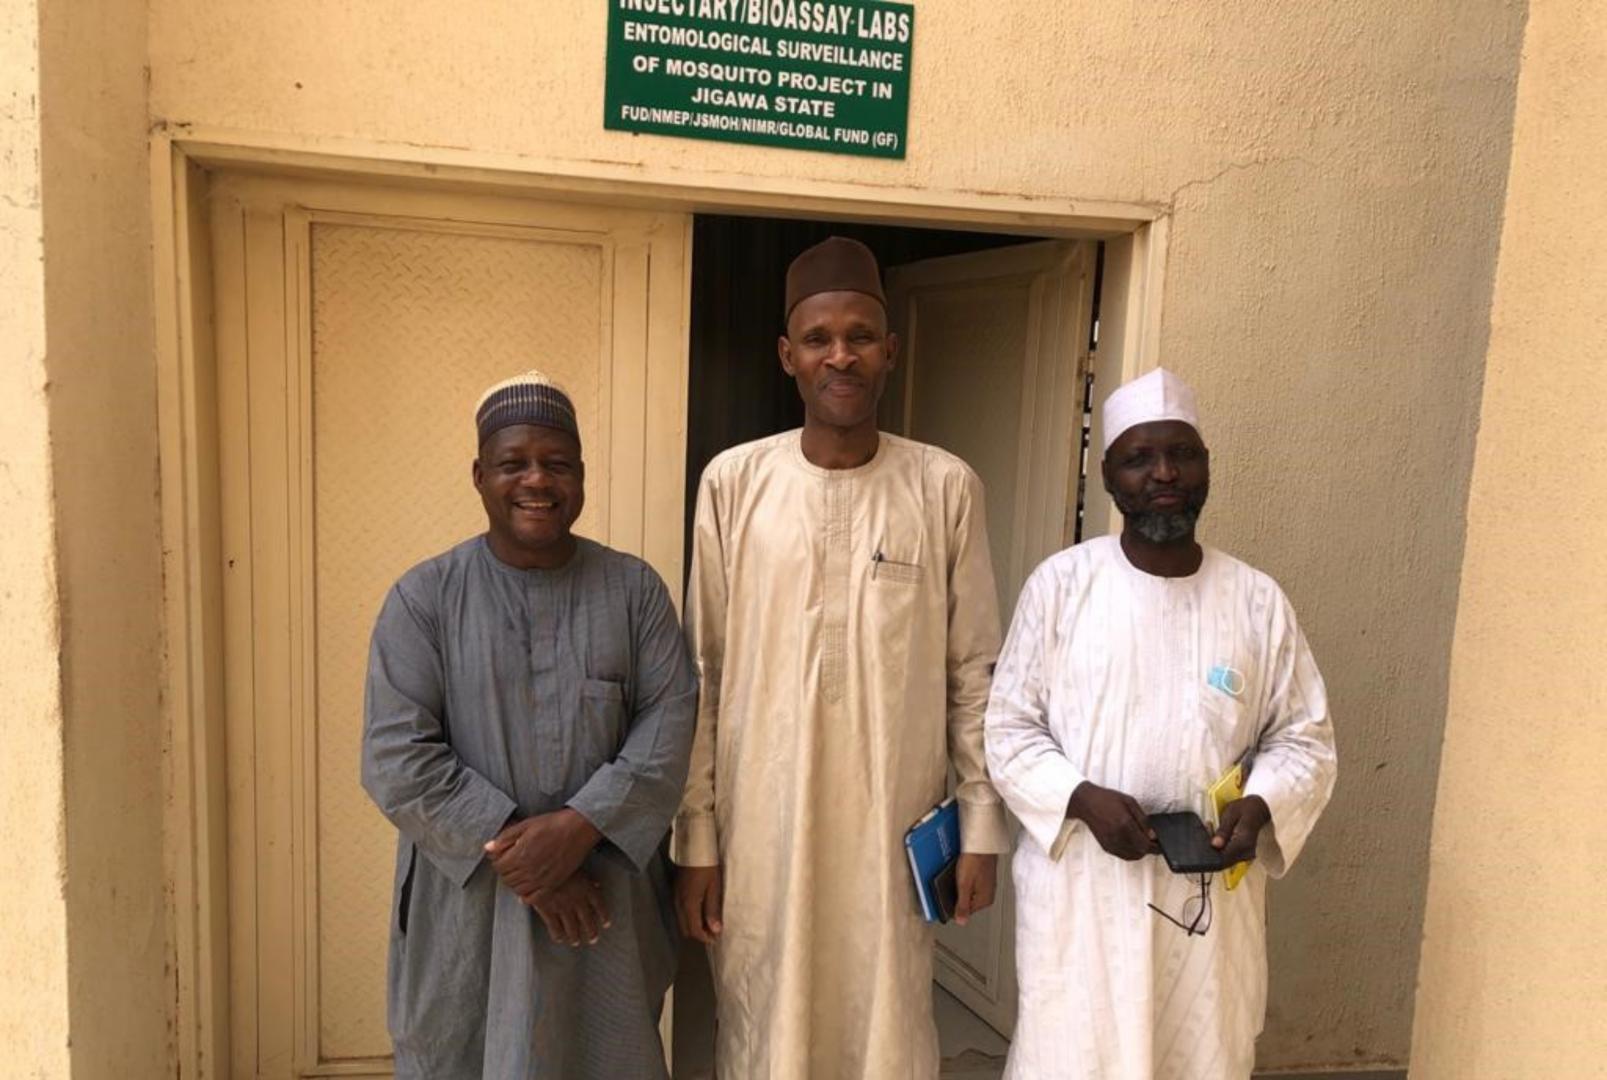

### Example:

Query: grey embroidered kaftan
xmin=361 ymin=535 xmax=697 ymax=1080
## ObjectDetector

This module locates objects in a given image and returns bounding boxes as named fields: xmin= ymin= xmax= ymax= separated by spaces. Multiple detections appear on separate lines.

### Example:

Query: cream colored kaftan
xmin=985 ymin=536 xmax=1338 ymax=1080
xmin=674 ymin=430 xmax=1011 ymax=1080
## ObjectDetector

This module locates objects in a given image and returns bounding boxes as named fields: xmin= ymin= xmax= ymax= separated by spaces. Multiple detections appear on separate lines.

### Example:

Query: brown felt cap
xmin=783 ymin=236 xmax=886 ymax=321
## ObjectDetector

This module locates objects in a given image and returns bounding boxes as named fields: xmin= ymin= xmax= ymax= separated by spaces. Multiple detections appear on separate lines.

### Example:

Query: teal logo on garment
xmin=1207 ymin=664 xmax=1246 ymax=698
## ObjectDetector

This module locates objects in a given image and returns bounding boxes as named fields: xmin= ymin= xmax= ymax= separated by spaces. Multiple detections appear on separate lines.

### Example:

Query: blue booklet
xmin=904 ymin=797 xmax=960 ymax=923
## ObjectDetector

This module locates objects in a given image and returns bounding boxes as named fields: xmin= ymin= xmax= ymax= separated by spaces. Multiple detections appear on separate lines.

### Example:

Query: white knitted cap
xmin=1101 ymin=368 xmax=1202 ymax=452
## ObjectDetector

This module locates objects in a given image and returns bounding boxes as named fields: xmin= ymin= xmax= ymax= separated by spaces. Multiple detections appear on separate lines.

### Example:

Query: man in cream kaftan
xmin=674 ymin=237 xmax=1010 ymax=1079
xmin=985 ymin=369 xmax=1337 ymax=1080
xmin=678 ymin=430 xmax=1010 ymax=1078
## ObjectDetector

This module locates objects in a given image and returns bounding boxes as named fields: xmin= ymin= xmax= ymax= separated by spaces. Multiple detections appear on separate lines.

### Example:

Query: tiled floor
xmin=936 ymin=985 xmax=1008 ymax=1080
xmin=932 ymin=987 xmax=1406 ymax=1080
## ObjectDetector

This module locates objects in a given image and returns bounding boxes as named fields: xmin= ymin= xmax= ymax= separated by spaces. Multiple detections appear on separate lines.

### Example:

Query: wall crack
xmin=1169 ymin=155 xmax=1315 ymax=207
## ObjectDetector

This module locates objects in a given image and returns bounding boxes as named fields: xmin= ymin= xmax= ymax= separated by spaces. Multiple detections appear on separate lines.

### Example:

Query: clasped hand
xmin=485 ymin=809 xmax=609 ymax=946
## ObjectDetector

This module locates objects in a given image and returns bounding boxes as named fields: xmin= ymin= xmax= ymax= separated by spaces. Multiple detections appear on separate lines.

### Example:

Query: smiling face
xmin=1102 ymin=419 xmax=1210 ymax=544
xmin=472 ymin=424 xmax=585 ymax=568
xmin=778 ymin=290 xmax=898 ymax=434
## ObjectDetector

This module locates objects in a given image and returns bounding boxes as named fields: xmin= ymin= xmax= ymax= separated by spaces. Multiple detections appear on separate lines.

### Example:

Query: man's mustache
xmin=1142 ymin=485 xmax=1204 ymax=501
xmin=820 ymin=373 xmax=866 ymax=390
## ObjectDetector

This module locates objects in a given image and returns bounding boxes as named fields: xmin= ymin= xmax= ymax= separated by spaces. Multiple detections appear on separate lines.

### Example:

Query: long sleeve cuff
xmin=959 ymin=799 xmax=1011 ymax=854
xmin=672 ymin=812 xmax=719 ymax=867
xmin=420 ymin=787 xmax=519 ymax=888
xmin=1046 ymin=818 xmax=1081 ymax=862
xmin=1243 ymin=768 xmax=1306 ymax=879
xmin=1011 ymin=753 xmax=1087 ymax=861
xmin=566 ymin=768 xmax=665 ymax=873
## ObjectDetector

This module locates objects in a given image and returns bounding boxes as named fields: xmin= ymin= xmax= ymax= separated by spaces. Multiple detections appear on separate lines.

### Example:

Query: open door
xmin=209 ymin=173 xmax=690 ymax=1077
xmin=884 ymin=240 xmax=1096 ymax=1036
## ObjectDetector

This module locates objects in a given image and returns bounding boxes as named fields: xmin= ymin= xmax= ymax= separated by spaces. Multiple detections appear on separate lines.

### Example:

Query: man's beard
xmin=1113 ymin=488 xmax=1207 ymax=544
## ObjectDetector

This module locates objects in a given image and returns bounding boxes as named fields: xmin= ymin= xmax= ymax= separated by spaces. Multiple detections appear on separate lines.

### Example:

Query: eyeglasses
xmin=1147 ymin=873 xmax=1212 ymax=936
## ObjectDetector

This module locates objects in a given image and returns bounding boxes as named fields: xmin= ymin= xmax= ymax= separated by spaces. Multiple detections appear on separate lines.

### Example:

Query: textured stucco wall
xmin=0 ymin=0 xmax=71 ymax=1074
xmin=37 ymin=0 xmax=169 ymax=1074
xmin=1410 ymin=2 xmax=1607 ymax=1076
xmin=146 ymin=1 xmax=1528 ymax=1066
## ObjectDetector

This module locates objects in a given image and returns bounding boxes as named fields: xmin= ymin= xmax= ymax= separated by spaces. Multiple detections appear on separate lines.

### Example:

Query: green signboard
xmin=604 ymin=0 xmax=915 ymax=159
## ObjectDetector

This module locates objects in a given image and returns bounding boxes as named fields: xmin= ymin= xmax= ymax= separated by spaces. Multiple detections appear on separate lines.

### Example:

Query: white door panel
xmin=886 ymin=240 xmax=1094 ymax=1037
xmin=211 ymin=175 xmax=689 ymax=1077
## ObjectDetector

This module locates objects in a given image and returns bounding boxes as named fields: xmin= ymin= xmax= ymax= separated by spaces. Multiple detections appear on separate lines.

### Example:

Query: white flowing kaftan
xmin=675 ymin=430 xmax=1011 ymax=1080
xmin=985 ymin=536 xmax=1337 ymax=1080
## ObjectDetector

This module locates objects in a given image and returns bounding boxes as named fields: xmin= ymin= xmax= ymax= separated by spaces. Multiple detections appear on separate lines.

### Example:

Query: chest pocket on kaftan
xmin=541 ymin=677 xmax=628 ymax=795
xmin=581 ymin=677 xmax=628 ymax=754
xmin=871 ymin=551 xmax=923 ymax=585
xmin=1201 ymin=655 xmax=1258 ymax=761
xmin=870 ymin=524 xmax=925 ymax=587
xmin=863 ymin=523 xmax=926 ymax=686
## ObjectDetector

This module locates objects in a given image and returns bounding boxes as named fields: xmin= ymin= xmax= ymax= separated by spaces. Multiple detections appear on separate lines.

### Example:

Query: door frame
xmin=152 ymin=127 xmax=1167 ymax=1078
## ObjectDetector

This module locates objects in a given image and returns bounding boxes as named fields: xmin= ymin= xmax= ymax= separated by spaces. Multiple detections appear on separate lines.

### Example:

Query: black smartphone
xmin=1149 ymin=811 xmax=1225 ymax=874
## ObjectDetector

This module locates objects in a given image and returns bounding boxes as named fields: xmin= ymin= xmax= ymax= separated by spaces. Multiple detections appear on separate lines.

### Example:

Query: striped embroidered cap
xmin=474 ymin=370 xmax=580 ymax=448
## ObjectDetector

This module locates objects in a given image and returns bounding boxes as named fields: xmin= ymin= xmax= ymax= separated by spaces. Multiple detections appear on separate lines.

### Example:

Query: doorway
xmin=676 ymin=214 xmax=1100 ymax=1074
xmin=161 ymin=146 xmax=1160 ymax=1079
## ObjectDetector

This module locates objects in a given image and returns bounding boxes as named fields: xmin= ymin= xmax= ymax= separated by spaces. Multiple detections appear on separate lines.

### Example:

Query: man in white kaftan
xmin=674 ymin=237 xmax=1011 ymax=1079
xmin=985 ymin=368 xmax=1338 ymax=1080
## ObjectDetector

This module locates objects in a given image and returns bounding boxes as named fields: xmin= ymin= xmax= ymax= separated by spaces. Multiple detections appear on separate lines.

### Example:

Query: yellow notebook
xmin=1207 ymin=764 xmax=1249 ymax=891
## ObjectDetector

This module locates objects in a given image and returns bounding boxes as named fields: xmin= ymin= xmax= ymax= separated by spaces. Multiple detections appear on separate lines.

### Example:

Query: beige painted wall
xmin=38 ymin=0 xmax=169 ymax=1074
xmin=0 ymin=0 xmax=166 ymax=1074
xmin=0 ymin=0 xmax=71 ymax=1074
xmin=145 ymin=1 xmax=1529 ymax=1066
xmin=1410 ymin=2 xmax=1607 ymax=1076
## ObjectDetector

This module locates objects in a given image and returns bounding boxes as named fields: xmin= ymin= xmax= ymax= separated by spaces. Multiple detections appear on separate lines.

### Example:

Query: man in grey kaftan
xmin=362 ymin=371 xmax=697 ymax=1079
